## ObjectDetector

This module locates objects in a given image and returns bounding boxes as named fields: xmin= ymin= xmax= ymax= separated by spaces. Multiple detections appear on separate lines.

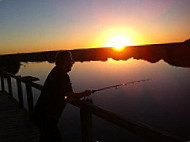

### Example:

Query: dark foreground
xmin=0 ymin=91 xmax=39 ymax=142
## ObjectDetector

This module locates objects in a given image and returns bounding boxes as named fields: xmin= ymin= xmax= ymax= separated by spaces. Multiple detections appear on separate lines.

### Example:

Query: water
xmin=6 ymin=58 xmax=190 ymax=141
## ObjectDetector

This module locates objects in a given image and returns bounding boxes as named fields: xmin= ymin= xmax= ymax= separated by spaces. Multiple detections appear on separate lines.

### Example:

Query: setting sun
xmin=106 ymin=35 xmax=133 ymax=51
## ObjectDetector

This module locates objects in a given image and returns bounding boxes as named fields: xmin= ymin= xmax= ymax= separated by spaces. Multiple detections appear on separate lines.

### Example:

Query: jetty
xmin=0 ymin=70 xmax=187 ymax=142
xmin=0 ymin=91 xmax=39 ymax=142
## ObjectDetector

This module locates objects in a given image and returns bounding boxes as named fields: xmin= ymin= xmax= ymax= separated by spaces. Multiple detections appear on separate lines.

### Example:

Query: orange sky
xmin=0 ymin=0 xmax=189 ymax=54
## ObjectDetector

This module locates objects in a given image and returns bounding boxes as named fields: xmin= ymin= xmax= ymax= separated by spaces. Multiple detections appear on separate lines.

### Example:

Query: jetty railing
xmin=0 ymin=70 xmax=187 ymax=142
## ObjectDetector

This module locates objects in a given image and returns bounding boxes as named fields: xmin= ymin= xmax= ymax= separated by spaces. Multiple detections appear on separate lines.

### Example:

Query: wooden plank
xmin=0 ymin=91 xmax=39 ymax=142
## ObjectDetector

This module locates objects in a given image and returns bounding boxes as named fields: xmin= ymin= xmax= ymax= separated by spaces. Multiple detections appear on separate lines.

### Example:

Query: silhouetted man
xmin=32 ymin=51 xmax=91 ymax=142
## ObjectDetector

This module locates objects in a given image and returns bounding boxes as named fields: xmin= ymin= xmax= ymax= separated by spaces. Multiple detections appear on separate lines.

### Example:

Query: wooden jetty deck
xmin=0 ymin=91 xmax=39 ymax=142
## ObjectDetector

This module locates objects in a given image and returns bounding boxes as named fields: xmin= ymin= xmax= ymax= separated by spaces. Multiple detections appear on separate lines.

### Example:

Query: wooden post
xmin=7 ymin=75 xmax=13 ymax=97
xmin=25 ymin=82 xmax=34 ymax=113
xmin=16 ymin=76 xmax=24 ymax=108
xmin=80 ymin=107 xmax=93 ymax=142
xmin=0 ymin=74 xmax=5 ymax=91
xmin=21 ymin=76 xmax=39 ymax=113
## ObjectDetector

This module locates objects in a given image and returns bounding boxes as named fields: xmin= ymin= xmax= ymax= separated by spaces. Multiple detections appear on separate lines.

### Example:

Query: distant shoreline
xmin=0 ymin=39 xmax=189 ymax=74
xmin=0 ymin=39 xmax=189 ymax=56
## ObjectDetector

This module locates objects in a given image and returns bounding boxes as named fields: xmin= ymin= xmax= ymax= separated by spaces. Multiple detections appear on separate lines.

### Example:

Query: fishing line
xmin=92 ymin=79 xmax=151 ymax=93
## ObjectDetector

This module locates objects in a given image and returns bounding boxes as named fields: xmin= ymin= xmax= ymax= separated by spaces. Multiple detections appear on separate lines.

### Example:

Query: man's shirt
xmin=34 ymin=66 xmax=73 ymax=121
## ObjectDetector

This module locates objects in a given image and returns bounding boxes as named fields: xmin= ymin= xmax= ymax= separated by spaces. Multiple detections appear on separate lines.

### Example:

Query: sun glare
xmin=106 ymin=35 xmax=133 ymax=51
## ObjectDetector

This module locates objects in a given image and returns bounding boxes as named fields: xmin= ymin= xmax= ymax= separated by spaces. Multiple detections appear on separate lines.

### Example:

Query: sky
xmin=0 ymin=0 xmax=190 ymax=54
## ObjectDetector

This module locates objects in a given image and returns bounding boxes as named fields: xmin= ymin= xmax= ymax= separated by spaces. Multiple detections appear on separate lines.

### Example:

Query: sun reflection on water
xmin=106 ymin=57 xmax=134 ymax=64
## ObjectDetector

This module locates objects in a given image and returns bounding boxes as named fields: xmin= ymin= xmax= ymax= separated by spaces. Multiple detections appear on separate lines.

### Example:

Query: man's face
xmin=64 ymin=55 xmax=74 ymax=72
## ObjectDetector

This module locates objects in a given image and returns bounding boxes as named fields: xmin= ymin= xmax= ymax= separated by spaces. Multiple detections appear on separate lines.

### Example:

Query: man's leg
xmin=34 ymin=118 xmax=63 ymax=142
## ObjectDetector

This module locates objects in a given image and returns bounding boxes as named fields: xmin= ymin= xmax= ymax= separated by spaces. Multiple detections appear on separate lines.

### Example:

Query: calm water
xmin=9 ymin=58 xmax=190 ymax=141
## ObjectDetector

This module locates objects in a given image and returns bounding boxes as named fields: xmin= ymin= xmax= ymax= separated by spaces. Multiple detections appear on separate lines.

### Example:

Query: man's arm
xmin=65 ymin=90 xmax=91 ymax=102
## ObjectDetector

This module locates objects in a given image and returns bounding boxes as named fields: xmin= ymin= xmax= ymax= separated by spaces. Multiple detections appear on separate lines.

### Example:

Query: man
xmin=32 ymin=51 xmax=91 ymax=142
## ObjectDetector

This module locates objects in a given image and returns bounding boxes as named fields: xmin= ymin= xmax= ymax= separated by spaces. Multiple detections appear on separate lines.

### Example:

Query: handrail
xmin=0 ymin=70 xmax=187 ymax=142
xmin=0 ymin=70 xmax=18 ymax=79
xmin=71 ymin=100 xmax=185 ymax=142
xmin=28 ymin=81 xmax=43 ymax=90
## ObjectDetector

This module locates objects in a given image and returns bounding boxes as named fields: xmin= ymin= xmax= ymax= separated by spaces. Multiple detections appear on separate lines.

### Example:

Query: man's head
xmin=55 ymin=51 xmax=74 ymax=72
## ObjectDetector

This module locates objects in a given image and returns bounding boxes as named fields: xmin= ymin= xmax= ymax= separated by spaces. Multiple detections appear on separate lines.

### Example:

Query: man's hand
xmin=65 ymin=90 xmax=92 ymax=101
xmin=83 ymin=90 xmax=92 ymax=97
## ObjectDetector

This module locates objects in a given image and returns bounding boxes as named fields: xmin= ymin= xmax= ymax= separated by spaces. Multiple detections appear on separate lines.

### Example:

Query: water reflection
xmin=13 ymin=58 xmax=190 ymax=140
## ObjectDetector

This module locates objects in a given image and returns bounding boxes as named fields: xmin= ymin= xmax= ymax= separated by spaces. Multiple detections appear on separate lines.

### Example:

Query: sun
xmin=106 ymin=35 xmax=133 ymax=51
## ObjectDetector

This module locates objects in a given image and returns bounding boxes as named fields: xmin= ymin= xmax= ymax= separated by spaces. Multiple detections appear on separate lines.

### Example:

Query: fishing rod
xmin=92 ymin=79 xmax=151 ymax=93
